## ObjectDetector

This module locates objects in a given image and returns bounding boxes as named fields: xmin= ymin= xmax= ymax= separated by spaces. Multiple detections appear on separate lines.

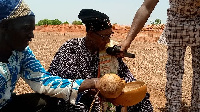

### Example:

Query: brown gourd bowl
xmin=111 ymin=81 xmax=147 ymax=106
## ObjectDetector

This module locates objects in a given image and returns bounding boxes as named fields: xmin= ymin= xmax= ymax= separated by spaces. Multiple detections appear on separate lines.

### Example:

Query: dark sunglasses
xmin=94 ymin=31 xmax=114 ymax=39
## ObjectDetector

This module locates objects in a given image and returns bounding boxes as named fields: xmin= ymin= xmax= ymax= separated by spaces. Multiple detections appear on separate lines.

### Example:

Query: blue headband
xmin=0 ymin=0 xmax=34 ymax=23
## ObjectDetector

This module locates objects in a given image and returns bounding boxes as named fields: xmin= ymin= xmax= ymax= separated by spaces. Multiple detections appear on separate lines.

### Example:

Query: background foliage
xmin=150 ymin=19 xmax=162 ymax=25
xmin=36 ymin=19 xmax=82 ymax=26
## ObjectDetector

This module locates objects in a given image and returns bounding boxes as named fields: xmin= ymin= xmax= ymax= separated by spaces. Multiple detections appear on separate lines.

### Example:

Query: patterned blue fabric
xmin=0 ymin=75 xmax=6 ymax=99
xmin=0 ymin=46 xmax=84 ymax=109
xmin=0 ymin=0 xmax=34 ymax=22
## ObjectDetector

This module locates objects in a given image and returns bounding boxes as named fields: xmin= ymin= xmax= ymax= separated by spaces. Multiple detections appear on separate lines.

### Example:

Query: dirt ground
xmin=14 ymin=25 xmax=193 ymax=112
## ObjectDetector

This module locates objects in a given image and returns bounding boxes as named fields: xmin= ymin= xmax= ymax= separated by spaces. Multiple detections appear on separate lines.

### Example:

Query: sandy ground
xmin=14 ymin=25 xmax=193 ymax=112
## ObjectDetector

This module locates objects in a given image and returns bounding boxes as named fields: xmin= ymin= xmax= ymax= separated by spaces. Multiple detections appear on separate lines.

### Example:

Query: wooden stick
xmin=89 ymin=90 xmax=100 ymax=112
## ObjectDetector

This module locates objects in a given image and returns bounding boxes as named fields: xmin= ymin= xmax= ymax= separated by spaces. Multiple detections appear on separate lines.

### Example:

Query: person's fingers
xmin=115 ymin=53 xmax=124 ymax=58
xmin=78 ymin=79 xmax=97 ymax=92
xmin=121 ymin=107 xmax=128 ymax=112
xmin=118 ymin=40 xmax=131 ymax=52
xmin=119 ymin=46 xmax=126 ymax=52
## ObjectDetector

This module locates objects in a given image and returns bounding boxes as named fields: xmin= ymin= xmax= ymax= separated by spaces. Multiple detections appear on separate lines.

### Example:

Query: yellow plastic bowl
xmin=111 ymin=81 xmax=147 ymax=106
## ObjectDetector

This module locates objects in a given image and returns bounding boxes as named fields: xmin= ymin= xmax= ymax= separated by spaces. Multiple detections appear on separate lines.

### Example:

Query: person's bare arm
xmin=120 ymin=0 xmax=159 ymax=51
xmin=78 ymin=78 xmax=99 ymax=92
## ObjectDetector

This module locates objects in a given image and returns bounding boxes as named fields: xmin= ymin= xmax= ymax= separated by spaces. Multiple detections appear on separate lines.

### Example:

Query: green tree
xmin=150 ymin=19 xmax=161 ymax=25
xmin=155 ymin=19 xmax=161 ymax=24
xmin=63 ymin=20 xmax=69 ymax=24
xmin=51 ymin=19 xmax=62 ymax=25
xmin=37 ymin=19 xmax=62 ymax=25
xmin=37 ymin=19 xmax=49 ymax=25
xmin=72 ymin=20 xmax=82 ymax=25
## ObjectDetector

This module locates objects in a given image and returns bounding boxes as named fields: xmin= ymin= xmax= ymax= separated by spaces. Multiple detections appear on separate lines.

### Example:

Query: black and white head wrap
xmin=78 ymin=9 xmax=112 ymax=32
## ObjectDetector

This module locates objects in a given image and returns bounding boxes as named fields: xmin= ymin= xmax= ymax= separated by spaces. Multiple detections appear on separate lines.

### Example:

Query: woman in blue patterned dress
xmin=119 ymin=0 xmax=200 ymax=111
xmin=0 ymin=0 xmax=98 ymax=112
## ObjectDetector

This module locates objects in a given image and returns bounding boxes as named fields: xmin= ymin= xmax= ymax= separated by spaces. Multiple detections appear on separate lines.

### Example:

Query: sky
xmin=25 ymin=0 xmax=169 ymax=26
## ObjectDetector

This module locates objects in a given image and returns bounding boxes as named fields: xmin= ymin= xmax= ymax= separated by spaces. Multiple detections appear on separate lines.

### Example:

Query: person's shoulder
xmin=24 ymin=46 xmax=32 ymax=52
xmin=67 ymin=37 xmax=84 ymax=42
xmin=21 ymin=46 xmax=35 ymax=56
xmin=63 ymin=37 xmax=84 ymax=46
xmin=13 ymin=46 xmax=35 ymax=61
